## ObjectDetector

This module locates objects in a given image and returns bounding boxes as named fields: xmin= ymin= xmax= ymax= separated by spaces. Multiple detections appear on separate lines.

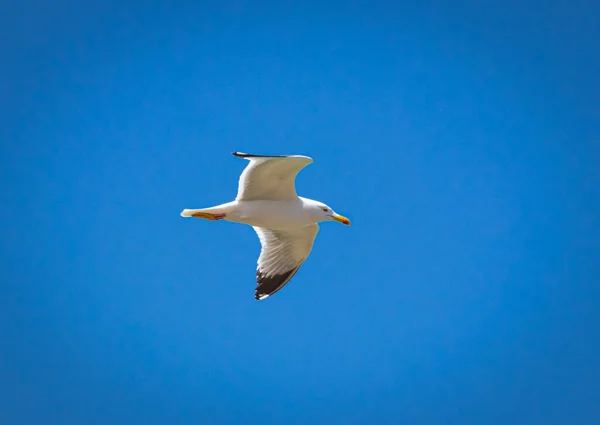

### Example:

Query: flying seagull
xmin=181 ymin=152 xmax=351 ymax=300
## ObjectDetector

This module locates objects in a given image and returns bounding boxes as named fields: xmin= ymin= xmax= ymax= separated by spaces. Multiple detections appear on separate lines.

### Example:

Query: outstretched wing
xmin=252 ymin=224 xmax=320 ymax=300
xmin=233 ymin=152 xmax=313 ymax=201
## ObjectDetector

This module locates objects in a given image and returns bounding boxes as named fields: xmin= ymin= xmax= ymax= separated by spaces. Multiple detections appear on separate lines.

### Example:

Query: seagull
xmin=181 ymin=152 xmax=351 ymax=300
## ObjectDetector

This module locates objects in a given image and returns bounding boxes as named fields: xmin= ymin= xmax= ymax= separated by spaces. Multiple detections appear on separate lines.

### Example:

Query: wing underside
xmin=252 ymin=225 xmax=319 ymax=300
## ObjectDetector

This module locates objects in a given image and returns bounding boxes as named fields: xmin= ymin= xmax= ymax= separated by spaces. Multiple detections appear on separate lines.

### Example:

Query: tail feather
xmin=181 ymin=208 xmax=204 ymax=217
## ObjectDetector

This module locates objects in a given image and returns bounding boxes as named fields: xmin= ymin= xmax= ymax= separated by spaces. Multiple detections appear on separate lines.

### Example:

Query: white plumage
xmin=235 ymin=154 xmax=313 ymax=201
xmin=181 ymin=152 xmax=350 ymax=300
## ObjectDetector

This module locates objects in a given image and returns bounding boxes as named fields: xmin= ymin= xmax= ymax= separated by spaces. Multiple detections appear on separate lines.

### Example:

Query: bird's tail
xmin=180 ymin=208 xmax=205 ymax=217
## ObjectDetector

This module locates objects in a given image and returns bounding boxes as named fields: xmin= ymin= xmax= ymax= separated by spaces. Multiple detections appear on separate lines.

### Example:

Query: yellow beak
xmin=332 ymin=214 xmax=351 ymax=225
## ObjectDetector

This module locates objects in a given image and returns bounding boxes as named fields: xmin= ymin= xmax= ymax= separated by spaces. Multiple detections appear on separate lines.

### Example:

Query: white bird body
xmin=182 ymin=197 xmax=324 ymax=229
xmin=181 ymin=152 xmax=350 ymax=300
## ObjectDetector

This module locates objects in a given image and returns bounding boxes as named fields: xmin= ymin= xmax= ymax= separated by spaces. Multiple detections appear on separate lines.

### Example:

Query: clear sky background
xmin=2 ymin=1 xmax=599 ymax=424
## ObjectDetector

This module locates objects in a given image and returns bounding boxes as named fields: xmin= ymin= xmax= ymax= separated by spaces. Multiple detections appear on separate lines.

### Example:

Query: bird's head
xmin=312 ymin=202 xmax=351 ymax=225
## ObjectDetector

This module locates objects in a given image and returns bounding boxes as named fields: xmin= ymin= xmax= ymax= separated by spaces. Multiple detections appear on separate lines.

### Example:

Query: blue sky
xmin=2 ymin=1 xmax=599 ymax=424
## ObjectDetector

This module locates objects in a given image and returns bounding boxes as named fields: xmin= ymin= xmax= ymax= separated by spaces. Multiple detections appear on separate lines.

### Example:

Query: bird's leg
xmin=181 ymin=202 xmax=236 ymax=221
xmin=191 ymin=212 xmax=226 ymax=221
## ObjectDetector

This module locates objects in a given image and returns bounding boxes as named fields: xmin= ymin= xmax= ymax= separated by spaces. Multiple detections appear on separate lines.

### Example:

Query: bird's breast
xmin=229 ymin=200 xmax=312 ymax=229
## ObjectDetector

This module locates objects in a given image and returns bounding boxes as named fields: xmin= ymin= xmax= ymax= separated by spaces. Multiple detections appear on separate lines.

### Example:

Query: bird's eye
xmin=322 ymin=207 xmax=328 ymax=212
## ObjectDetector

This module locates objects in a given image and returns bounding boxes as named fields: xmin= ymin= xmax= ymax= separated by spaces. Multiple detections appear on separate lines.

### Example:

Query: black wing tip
xmin=233 ymin=151 xmax=290 ymax=158
xmin=254 ymin=267 xmax=301 ymax=300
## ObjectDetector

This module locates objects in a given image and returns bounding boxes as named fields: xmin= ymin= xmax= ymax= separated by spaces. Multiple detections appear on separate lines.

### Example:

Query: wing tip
xmin=253 ymin=267 xmax=302 ymax=301
xmin=232 ymin=151 xmax=312 ymax=161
